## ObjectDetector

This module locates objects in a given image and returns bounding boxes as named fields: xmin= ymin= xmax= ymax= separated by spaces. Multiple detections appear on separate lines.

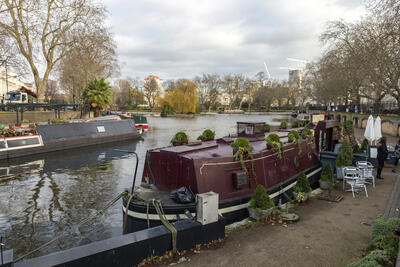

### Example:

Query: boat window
xmin=254 ymin=124 xmax=264 ymax=134
xmin=97 ymin=126 xmax=105 ymax=132
xmin=0 ymin=141 xmax=5 ymax=149
xmin=7 ymin=137 xmax=40 ymax=148
xmin=238 ymin=124 xmax=252 ymax=135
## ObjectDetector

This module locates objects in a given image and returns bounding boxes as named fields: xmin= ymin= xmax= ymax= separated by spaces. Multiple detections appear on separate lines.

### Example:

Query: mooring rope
xmin=152 ymin=199 xmax=178 ymax=253
xmin=15 ymin=191 xmax=129 ymax=262
xmin=199 ymin=147 xmax=296 ymax=175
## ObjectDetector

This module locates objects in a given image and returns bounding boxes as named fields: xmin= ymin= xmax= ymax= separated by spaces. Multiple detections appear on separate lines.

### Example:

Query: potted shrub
xmin=197 ymin=129 xmax=215 ymax=141
xmin=248 ymin=185 xmax=274 ymax=221
xmin=264 ymin=124 xmax=271 ymax=133
xmin=291 ymin=121 xmax=299 ymax=128
xmin=301 ymin=128 xmax=315 ymax=148
xmin=335 ymin=139 xmax=353 ymax=179
xmin=361 ymin=138 xmax=369 ymax=152
xmin=293 ymin=172 xmax=312 ymax=202
xmin=288 ymin=130 xmax=302 ymax=154
xmin=319 ymin=163 xmax=335 ymax=190
xmin=171 ymin=131 xmax=189 ymax=146
xmin=280 ymin=121 xmax=287 ymax=129
xmin=265 ymin=133 xmax=283 ymax=159
xmin=231 ymin=137 xmax=256 ymax=177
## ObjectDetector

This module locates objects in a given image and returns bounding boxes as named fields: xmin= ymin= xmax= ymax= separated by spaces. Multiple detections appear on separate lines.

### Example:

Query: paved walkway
xmin=175 ymin=167 xmax=397 ymax=267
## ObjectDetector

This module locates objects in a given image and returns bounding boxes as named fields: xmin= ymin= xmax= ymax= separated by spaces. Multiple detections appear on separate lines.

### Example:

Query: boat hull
xmin=123 ymin=163 xmax=322 ymax=233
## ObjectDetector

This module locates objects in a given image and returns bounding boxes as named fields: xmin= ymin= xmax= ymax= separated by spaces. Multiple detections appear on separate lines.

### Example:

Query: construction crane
xmin=287 ymin=58 xmax=308 ymax=64
xmin=263 ymin=61 xmax=274 ymax=86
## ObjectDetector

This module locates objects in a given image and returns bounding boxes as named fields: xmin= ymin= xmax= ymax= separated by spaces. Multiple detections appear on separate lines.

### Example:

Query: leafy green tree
xmin=82 ymin=78 xmax=112 ymax=117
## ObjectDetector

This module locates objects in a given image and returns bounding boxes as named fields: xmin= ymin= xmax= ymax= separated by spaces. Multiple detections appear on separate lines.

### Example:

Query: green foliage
xmin=249 ymin=185 xmax=274 ymax=210
xmin=82 ymin=78 xmax=113 ymax=115
xmin=171 ymin=131 xmax=188 ymax=142
xmin=291 ymin=121 xmax=299 ymax=128
xmin=301 ymin=128 xmax=315 ymax=147
xmin=280 ymin=121 xmax=287 ymax=129
xmin=264 ymin=124 xmax=271 ymax=132
xmin=294 ymin=172 xmax=312 ymax=193
xmin=198 ymin=129 xmax=215 ymax=141
xmin=347 ymin=215 xmax=400 ymax=267
xmin=160 ymin=101 xmax=173 ymax=117
xmin=265 ymin=134 xmax=283 ymax=159
xmin=337 ymin=114 xmax=341 ymax=121
xmin=353 ymin=143 xmax=362 ymax=154
xmin=361 ymin=139 xmax=369 ymax=152
xmin=320 ymin=163 xmax=335 ymax=182
xmin=231 ymin=137 xmax=250 ymax=149
xmin=288 ymin=130 xmax=302 ymax=154
xmin=51 ymin=118 xmax=69 ymax=124
xmin=231 ymin=138 xmax=256 ymax=178
xmin=336 ymin=139 xmax=353 ymax=167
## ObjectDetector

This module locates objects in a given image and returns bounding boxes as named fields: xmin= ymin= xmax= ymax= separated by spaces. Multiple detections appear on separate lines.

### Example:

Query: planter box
xmin=172 ymin=140 xmax=188 ymax=146
xmin=319 ymin=180 xmax=333 ymax=190
xmin=248 ymin=207 xmax=274 ymax=221
xmin=199 ymin=137 xmax=214 ymax=142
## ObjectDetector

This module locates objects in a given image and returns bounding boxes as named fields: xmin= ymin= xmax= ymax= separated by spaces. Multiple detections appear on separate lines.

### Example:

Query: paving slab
xmin=176 ymin=168 xmax=397 ymax=267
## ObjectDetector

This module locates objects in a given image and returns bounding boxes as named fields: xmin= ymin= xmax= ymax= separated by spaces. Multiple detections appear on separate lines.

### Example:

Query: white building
xmin=0 ymin=67 xmax=34 ymax=101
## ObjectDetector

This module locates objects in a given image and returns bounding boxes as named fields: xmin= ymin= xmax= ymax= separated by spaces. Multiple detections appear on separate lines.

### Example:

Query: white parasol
xmin=364 ymin=115 xmax=375 ymax=145
xmin=374 ymin=116 xmax=382 ymax=144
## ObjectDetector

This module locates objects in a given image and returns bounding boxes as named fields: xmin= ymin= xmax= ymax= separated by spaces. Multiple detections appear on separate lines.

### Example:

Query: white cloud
xmin=103 ymin=0 xmax=366 ymax=80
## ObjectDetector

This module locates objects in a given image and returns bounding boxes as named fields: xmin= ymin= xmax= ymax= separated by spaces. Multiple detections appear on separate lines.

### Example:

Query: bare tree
xmin=143 ymin=77 xmax=160 ymax=110
xmin=0 ymin=0 xmax=106 ymax=102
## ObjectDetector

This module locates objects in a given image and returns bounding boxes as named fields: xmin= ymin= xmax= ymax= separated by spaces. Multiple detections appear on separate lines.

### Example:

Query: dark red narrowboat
xmin=123 ymin=121 xmax=327 ymax=233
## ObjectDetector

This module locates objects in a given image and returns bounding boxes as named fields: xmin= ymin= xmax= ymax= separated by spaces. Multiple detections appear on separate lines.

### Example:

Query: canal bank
xmin=175 ymin=167 xmax=397 ymax=267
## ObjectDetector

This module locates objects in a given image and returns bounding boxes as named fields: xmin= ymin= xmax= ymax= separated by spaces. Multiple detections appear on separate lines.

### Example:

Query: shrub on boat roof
xmin=292 ymin=121 xmax=299 ymax=128
xmin=197 ymin=129 xmax=215 ymax=141
xmin=280 ymin=121 xmax=287 ymax=129
xmin=231 ymin=137 xmax=250 ymax=149
xmin=264 ymin=124 xmax=271 ymax=132
xmin=294 ymin=172 xmax=312 ymax=193
xmin=265 ymin=133 xmax=283 ymax=159
xmin=171 ymin=131 xmax=188 ymax=142
xmin=249 ymin=185 xmax=274 ymax=210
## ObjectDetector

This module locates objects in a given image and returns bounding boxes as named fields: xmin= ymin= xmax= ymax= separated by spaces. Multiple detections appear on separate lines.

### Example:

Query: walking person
xmin=392 ymin=139 xmax=400 ymax=173
xmin=377 ymin=137 xmax=388 ymax=179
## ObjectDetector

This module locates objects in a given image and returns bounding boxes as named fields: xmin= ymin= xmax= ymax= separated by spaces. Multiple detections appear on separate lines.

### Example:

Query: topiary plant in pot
xmin=319 ymin=163 xmax=335 ymax=190
xmin=335 ymin=139 xmax=353 ymax=179
xmin=171 ymin=131 xmax=189 ymax=146
xmin=197 ymin=129 xmax=215 ymax=141
xmin=265 ymin=133 xmax=283 ymax=159
xmin=264 ymin=124 xmax=271 ymax=132
xmin=288 ymin=130 xmax=302 ymax=154
xmin=293 ymin=172 xmax=312 ymax=203
xmin=231 ymin=137 xmax=256 ymax=178
xmin=280 ymin=121 xmax=287 ymax=129
xmin=248 ymin=184 xmax=274 ymax=221
xmin=301 ymin=128 xmax=315 ymax=148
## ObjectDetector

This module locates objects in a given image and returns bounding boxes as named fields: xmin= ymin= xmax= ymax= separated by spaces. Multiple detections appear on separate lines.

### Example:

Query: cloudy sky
xmin=103 ymin=0 xmax=366 ymax=81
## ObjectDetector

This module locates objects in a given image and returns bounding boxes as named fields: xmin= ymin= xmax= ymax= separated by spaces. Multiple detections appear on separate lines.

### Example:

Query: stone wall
xmin=325 ymin=111 xmax=400 ymax=137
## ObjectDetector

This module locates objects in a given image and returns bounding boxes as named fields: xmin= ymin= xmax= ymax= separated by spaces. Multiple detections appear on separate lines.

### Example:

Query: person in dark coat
xmin=393 ymin=139 xmax=400 ymax=173
xmin=377 ymin=137 xmax=388 ymax=179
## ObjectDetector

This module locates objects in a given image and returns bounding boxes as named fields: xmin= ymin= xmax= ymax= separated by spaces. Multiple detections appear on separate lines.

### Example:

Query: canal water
xmin=0 ymin=113 xmax=291 ymax=259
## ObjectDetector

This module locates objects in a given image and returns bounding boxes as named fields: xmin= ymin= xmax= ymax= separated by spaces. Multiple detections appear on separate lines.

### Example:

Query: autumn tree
xmin=164 ymin=79 xmax=198 ymax=113
xmin=143 ymin=77 xmax=161 ymax=110
xmin=0 ymin=0 xmax=106 ymax=102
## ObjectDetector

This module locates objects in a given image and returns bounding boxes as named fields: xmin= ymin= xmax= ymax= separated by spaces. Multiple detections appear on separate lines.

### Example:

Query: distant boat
xmin=218 ymin=109 xmax=245 ymax=114
xmin=0 ymin=116 xmax=141 ymax=160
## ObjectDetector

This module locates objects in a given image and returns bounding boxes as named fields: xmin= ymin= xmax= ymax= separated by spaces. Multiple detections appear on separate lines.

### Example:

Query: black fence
xmin=308 ymin=102 xmax=400 ymax=115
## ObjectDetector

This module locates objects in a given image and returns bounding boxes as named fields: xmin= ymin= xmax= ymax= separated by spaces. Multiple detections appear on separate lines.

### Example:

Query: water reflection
xmin=0 ymin=113 xmax=290 ymax=259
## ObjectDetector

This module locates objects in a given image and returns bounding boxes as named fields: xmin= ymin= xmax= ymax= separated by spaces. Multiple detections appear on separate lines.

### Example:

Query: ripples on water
xmin=0 ymin=113 xmax=290 ymax=259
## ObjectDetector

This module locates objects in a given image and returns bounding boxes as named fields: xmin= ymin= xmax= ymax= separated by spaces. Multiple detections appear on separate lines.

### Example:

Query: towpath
xmin=174 ymin=167 xmax=397 ymax=267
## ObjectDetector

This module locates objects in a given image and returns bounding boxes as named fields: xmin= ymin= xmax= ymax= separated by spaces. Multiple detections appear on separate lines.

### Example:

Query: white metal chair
xmin=343 ymin=166 xmax=368 ymax=198
xmin=356 ymin=161 xmax=375 ymax=188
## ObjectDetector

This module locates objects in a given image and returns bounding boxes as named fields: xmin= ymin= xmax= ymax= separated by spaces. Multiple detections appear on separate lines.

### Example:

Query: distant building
xmin=0 ymin=67 xmax=35 ymax=101
xmin=288 ymin=69 xmax=302 ymax=89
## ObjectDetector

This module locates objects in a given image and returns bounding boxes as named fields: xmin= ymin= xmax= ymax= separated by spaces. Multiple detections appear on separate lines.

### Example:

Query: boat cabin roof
xmin=158 ymin=130 xmax=292 ymax=160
